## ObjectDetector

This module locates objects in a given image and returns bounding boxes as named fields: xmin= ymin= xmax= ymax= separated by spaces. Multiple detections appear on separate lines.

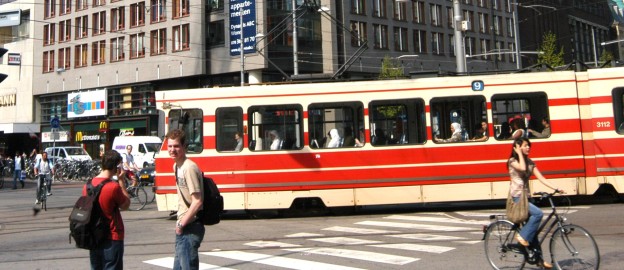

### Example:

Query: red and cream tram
xmin=153 ymin=67 xmax=624 ymax=212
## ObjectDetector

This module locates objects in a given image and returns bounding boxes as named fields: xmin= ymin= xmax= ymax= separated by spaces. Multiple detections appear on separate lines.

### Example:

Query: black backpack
xmin=68 ymin=179 xmax=111 ymax=250
xmin=179 ymin=175 xmax=224 ymax=225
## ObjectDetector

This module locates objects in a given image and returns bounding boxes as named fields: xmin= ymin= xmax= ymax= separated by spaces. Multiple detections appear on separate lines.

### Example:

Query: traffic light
xmin=0 ymin=48 xmax=7 ymax=83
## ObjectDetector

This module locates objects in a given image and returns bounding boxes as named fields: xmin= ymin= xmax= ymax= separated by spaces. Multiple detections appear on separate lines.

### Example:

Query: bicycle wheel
xmin=550 ymin=224 xmax=600 ymax=270
xmin=129 ymin=187 xmax=148 ymax=211
xmin=0 ymin=174 xmax=4 ymax=189
xmin=484 ymin=220 xmax=526 ymax=270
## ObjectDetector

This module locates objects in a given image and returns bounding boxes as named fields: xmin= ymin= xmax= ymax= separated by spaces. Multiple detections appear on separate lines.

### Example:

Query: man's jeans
xmin=13 ymin=169 xmax=23 ymax=188
xmin=173 ymin=220 xmax=205 ymax=270
xmin=89 ymin=239 xmax=124 ymax=270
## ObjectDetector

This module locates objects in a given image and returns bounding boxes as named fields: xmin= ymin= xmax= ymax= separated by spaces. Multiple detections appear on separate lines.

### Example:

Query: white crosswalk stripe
xmin=283 ymin=247 xmax=419 ymax=265
xmin=356 ymin=220 xmax=474 ymax=231
xmin=201 ymin=250 xmax=366 ymax=270
xmin=385 ymin=214 xmax=486 ymax=225
xmin=387 ymin=233 xmax=466 ymax=241
xmin=370 ymin=243 xmax=455 ymax=254
xmin=322 ymin=226 xmax=399 ymax=234
xmin=143 ymin=257 xmax=234 ymax=270
xmin=245 ymin=240 xmax=301 ymax=248
xmin=309 ymin=236 xmax=383 ymax=245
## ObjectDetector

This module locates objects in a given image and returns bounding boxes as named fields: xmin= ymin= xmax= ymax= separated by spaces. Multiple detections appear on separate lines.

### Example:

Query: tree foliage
xmin=537 ymin=31 xmax=565 ymax=68
xmin=379 ymin=56 xmax=404 ymax=79
xmin=600 ymin=50 xmax=614 ymax=67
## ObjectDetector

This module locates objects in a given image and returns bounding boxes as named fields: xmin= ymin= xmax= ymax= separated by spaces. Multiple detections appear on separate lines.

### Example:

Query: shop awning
xmin=0 ymin=123 xmax=40 ymax=134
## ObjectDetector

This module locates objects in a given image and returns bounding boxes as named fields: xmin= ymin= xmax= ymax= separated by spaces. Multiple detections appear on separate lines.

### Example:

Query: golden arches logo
xmin=75 ymin=131 xmax=83 ymax=142
xmin=99 ymin=121 xmax=108 ymax=130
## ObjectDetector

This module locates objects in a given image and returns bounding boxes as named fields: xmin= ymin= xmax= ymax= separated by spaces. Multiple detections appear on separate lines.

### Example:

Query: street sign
xmin=50 ymin=116 xmax=60 ymax=129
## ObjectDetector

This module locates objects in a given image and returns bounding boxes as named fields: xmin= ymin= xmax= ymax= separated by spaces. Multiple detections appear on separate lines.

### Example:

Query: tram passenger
xmin=527 ymin=118 xmax=551 ymax=138
xmin=269 ymin=130 xmax=281 ymax=150
xmin=327 ymin=129 xmax=341 ymax=148
xmin=434 ymin=123 xmax=463 ymax=143
xmin=372 ymin=128 xmax=387 ymax=145
xmin=234 ymin=132 xmax=243 ymax=152
xmin=342 ymin=127 xmax=355 ymax=147
xmin=508 ymin=137 xmax=563 ymax=269
xmin=497 ymin=122 xmax=512 ymax=140
xmin=470 ymin=121 xmax=489 ymax=142
xmin=511 ymin=118 xmax=526 ymax=140
xmin=354 ymin=128 xmax=365 ymax=147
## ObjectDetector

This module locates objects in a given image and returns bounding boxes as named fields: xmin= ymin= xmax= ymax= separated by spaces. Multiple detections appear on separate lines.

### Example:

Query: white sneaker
xmin=35 ymin=199 xmax=40 ymax=204
xmin=46 ymin=192 xmax=52 ymax=196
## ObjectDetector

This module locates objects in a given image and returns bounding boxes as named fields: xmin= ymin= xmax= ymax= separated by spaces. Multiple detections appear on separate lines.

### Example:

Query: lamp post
xmin=453 ymin=0 xmax=466 ymax=73
xmin=292 ymin=0 xmax=298 ymax=76
xmin=240 ymin=7 xmax=245 ymax=86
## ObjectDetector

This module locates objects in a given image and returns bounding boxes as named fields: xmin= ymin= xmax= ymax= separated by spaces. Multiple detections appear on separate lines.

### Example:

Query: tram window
xmin=369 ymin=99 xmax=426 ymax=146
xmin=248 ymin=105 xmax=303 ymax=151
xmin=308 ymin=102 xmax=364 ymax=148
xmin=216 ymin=107 xmax=244 ymax=152
xmin=491 ymin=92 xmax=549 ymax=140
xmin=430 ymin=96 xmax=486 ymax=143
xmin=613 ymin=88 xmax=624 ymax=134
xmin=167 ymin=108 xmax=204 ymax=153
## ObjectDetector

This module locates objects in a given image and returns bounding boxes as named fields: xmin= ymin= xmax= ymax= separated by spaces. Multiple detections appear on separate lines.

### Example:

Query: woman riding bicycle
xmin=34 ymin=152 xmax=54 ymax=204
xmin=508 ymin=137 xmax=563 ymax=269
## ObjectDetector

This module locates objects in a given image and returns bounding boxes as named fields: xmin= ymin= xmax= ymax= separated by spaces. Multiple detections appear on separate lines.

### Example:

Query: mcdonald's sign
xmin=75 ymin=131 xmax=83 ymax=142
xmin=76 ymin=131 xmax=100 ymax=142
xmin=99 ymin=121 xmax=108 ymax=133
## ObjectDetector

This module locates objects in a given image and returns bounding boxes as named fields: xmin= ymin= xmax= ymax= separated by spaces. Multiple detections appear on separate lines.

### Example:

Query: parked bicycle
xmin=1 ymin=160 xmax=14 ymax=189
xmin=483 ymin=191 xmax=599 ymax=270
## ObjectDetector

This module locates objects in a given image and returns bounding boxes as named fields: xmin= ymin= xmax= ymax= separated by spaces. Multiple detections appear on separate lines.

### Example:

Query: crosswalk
xmin=143 ymin=207 xmax=586 ymax=269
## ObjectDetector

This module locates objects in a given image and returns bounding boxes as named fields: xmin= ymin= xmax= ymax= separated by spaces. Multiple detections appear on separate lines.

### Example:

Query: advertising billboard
xmin=67 ymin=89 xmax=107 ymax=118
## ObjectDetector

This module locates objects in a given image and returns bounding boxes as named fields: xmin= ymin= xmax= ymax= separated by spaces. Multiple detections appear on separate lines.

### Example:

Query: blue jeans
xmin=13 ymin=169 xmax=23 ymax=188
xmin=513 ymin=197 xmax=544 ymax=246
xmin=173 ymin=220 xmax=205 ymax=270
xmin=89 ymin=239 xmax=124 ymax=270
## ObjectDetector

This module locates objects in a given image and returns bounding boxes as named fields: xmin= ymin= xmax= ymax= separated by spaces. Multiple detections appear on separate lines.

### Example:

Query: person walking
xmin=13 ymin=151 xmax=25 ymax=189
xmin=167 ymin=129 xmax=205 ymax=270
xmin=86 ymin=150 xmax=130 ymax=270
xmin=34 ymin=152 xmax=54 ymax=203
xmin=507 ymin=137 xmax=563 ymax=269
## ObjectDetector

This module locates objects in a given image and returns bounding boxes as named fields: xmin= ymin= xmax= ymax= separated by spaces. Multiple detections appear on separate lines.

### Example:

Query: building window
xmin=75 ymin=44 xmax=88 ymax=68
xmin=92 ymin=40 xmax=106 ymax=65
xmin=393 ymin=0 xmax=406 ymax=21
xmin=93 ymin=11 xmax=106 ymax=36
xmin=44 ymin=24 xmax=55 ymax=46
xmin=59 ymin=20 xmax=71 ymax=42
xmin=463 ymin=10 xmax=474 ymax=31
xmin=111 ymin=6 xmax=125 ymax=32
xmin=508 ymin=42 xmax=516 ymax=63
xmin=480 ymin=38 xmax=489 ymax=59
xmin=75 ymin=15 xmax=88 ymax=39
xmin=58 ymin=47 xmax=71 ymax=70
xmin=209 ymin=0 xmax=223 ymax=11
xmin=413 ymin=1 xmax=425 ymax=24
xmin=479 ymin=12 xmax=488 ymax=33
xmin=76 ymin=0 xmax=88 ymax=11
xmin=351 ymin=0 xmax=365 ymax=15
xmin=478 ymin=0 xmax=488 ymax=8
xmin=431 ymin=32 xmax=444 ymax=55
xmin=173 ymin=24 xmax=190 ymax=51
xmin=506 ymin=17 xmax=514 ymax=37
xmin=151 ymin=0 xmax=167 ymax=23
xmin=394 ymin=27 xmax=408 ymax=51
xmin=43 ymin=50 xmax=55 ymax=73
xmin=413 ymin=29 xmax=426 ymax=53
xmin=350 ymin=21 xmax=367 ymax=47
xmin=130 ymin=33 xmax=146 ymax=58
xmin=373 ymin=0 xmax=386 ymax=18
xmin=93 ymin=0 xmax=105 ymax=7
xmin=60 ymin=0 xmax=71 ymax=15
xmin=45 ymin=0 xmax=56 ymax=19
xmin=150 ymin=28 xmax=167 ymax=55
xmin=496 ymin=41 xmax=504 ymax=61
xmin=493 ymin=15 xmax=502 ymax=36
xmin=111 ymin=37 xmax=125 ymax=61
xmin=430 ymin=4 xmax=441 ymax=27
xmin=130 ymin=2 xmax=146 ymax=27
xmin=449 ymin=34 xmax=455 ymax=56
xmin=465 ymin=37 xmax=475 ymax=56
xmin=173 ymin=0 xmax=189 ymax=18
xmin=207 ymin=20 xmax=225 ymax=47
xmin=373 ymin=24 xmax=388 ymax=49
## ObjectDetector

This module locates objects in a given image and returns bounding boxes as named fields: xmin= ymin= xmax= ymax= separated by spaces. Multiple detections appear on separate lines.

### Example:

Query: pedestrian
xmin=13 ymin=151 xmax=25 ymax=189
xmin=527 ymin=117 xmax=551 ymax=138
xmin=508 ymin=137 xmax=563 ymax=269
xmin=86 ymin=150 xmax=130 ymax=270
xmin=167 ymin=129 xmax=205 ymax=270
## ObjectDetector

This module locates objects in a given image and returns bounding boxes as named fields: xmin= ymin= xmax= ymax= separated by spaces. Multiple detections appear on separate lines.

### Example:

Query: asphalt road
xmin=0 ymin=180 xmax=622 ymax=270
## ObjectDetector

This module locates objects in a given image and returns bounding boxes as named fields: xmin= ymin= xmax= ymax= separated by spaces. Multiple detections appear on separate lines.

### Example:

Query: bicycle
xmin=123 ymin=172 xmax=148 ymax=211
xmin=483 ymin=191 xmax=600 ymax=270
xmin=36 ymin=174 xmax=50 ymax=211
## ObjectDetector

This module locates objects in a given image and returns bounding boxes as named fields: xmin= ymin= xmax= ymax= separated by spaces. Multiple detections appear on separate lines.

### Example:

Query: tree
xmin=379 ymin=55 xmax=404 ymax=79
xmin=537 ymin=32 xmax=565 ymax=68
xmin=600 ymin=50 xmax=614 ymax=67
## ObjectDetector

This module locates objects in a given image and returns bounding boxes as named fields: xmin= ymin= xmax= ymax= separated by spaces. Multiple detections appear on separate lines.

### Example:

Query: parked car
xmin=44 ymin=146 xmax=92 ymax=163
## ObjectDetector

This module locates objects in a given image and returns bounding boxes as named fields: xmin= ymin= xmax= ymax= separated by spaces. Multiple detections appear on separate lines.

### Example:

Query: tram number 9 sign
xmin=471 ymin=80 xmax=485 ymax=91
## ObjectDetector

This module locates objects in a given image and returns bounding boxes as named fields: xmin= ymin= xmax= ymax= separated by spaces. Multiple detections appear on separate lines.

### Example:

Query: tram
xmin=153 ymin=67 xmax=624 ymax=212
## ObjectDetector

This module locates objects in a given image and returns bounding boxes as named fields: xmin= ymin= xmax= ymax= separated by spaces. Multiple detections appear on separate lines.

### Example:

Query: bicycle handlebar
xmin=533 ymin=190 xmax=562 ymax=197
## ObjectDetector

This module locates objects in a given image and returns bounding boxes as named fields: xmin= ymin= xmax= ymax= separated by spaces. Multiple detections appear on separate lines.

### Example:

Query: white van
xmin=44 ymin=146 xmax=92 ymax=162
xmin=112 ymin=136 xmax=162 ymax=167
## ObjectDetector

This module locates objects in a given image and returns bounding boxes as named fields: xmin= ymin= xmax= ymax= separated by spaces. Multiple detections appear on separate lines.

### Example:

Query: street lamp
xmin=601 ymin=39 xmax=624 ymax=46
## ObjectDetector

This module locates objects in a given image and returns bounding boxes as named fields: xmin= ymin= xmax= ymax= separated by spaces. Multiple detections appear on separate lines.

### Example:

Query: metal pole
xmin=513 ymin=0 xmax=521 ymax=69
xmin=453 ymin=0 xmax=466 ymax=73
xmin=240 ymin=7 xmax=245 ymax=86
xmin=592 ymin=28 xmax=598 ymax=67
xmin=292 ymin=0 xmax=299 ymax=76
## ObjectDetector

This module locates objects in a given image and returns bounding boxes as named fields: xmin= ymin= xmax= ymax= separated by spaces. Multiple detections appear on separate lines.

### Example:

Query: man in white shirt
xmin=122 ymin=145 xmax=141 ymax=187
